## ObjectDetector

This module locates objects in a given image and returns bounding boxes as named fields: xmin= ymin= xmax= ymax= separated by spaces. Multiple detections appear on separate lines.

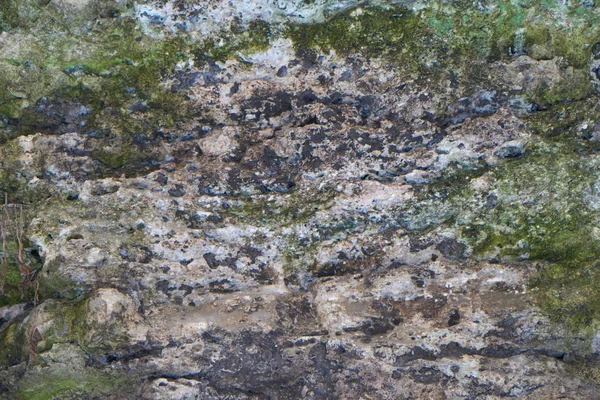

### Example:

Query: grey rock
xmin=494 ymin=140 xmax=525 ymax=158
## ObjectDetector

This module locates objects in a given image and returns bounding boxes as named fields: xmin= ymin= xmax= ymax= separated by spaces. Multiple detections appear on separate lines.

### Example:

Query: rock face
xmin=2 ymin=1 xmax=600 ymax=399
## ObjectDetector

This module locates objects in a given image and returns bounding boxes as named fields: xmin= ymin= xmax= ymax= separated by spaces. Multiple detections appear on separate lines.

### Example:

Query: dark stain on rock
xmin=208 ymin=278 xmax=238 ymax=293
xmin=91 ymin=184 xmax=120 ymax=196
xmin=202 ymin=253 xmax=238 ymax=270
xmin=436 ymin=238 xmax=467 ymax=260
xmin=20 ymin=97 xmax=91 ymax=134
xmin=410 ymin=366 xmax=447 ymax=384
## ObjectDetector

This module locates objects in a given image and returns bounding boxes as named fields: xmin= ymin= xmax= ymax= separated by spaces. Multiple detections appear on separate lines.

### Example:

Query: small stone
xmin=276 ymin=66 xmax=288 ymax=77
xmin=168 ymin=184 xmax=186 ymax=197
xmin=134 ymin=220 xmax=146 ymax=230
xmin=65 ymin=190 xmax=79 ymax=200
xmin=91 ymin=184 xmax=119 ymax=196
xmin=128 ymin=101 xmax=149 ymax=113
xmin=132 ymin=180 xmax=149 ymax=190
xmin=87 ymin=248 xmax=107 ymax=267
xmin=591 ymin=330 xmax=600 ymax=354
xmin=119 ymin=246 xmax=130 ymax=259
xmin=448 ymin=308 xmax=461 ymax=327
xmin=404 ymin=170 xmax=430 ymax=185
xmin=137 ymin=247 xmax=153 ymax=264
xmin=494 ymin=141 xmax=525 ymax=158
xmin=485 ymin=193 xmax=498 ymax=208
xmin=156 ymin=173 xmax=168 ymax=186
xmin=593 ymin=42 xmax=600 ymax=60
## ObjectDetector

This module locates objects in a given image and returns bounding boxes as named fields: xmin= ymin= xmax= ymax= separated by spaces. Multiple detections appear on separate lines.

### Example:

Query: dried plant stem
xmin=0 ymin=193 xmax=38 ymax=303
xmin=0 ymin=194 xmax=7 ymax=293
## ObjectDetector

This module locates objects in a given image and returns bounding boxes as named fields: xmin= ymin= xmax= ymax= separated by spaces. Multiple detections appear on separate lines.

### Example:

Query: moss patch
xmin=0 ymin=314 xmax=27 ymax=366
xmin=195 ymin=19 xmax=274 ymax=63
xmin=286 ymin=6 xmax=437 ymax=80
xmin=412 ymin=127 xmax=600 ymax=330
xmin=286 ymin=2 xmax=600 ymax=92
xmin=15 ymin=370 xmax=128 ymax=400
xmin=223 ymin=185 xmax=337 ymax=226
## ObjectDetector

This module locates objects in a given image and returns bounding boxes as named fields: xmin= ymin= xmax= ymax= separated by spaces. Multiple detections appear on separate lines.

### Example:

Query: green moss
xmin=94 ymin=148 xmax=139 ymax=169
xmin=0 ymin=315 xmax=27 ymax=366
xmin=53 ymin=299 xmax=90 ymax=340
xmin=37 ymin=272 xmax=85 ymax=301
xmin=426 ymin=0 xmax=600 ymax=66
xmin=0 ymin=298 xmax=87 ymax=359
xmin=0 ymin=298 xmax=129 ymax=399
xmin=447 ymin=136 xmax=600 ymax=329
xmin=521 ymin=21 xmax=599 ymax=66
xmin=390 ymin=98 xmax=600 ymax=331
xmin=284 ymin=2 xmax=600 ymax=92
xmin=525 ymin=69 xmax=594 ymax=106
xmin=0 ymin=199 xmax=44 ymax=307
xmin=525 ymin=99 xmax=600 ymax=139
xmin=393 ymin=161 xmax=489 ymax=232
xmin=224 ymin=186 xmax=336 ymax=226
xmin=0 ymin=0 xmax=132 ymax=34
xmin=15 ymin=371 xmax=128 ymax=400
xmin=194 ymin=19 xmax=274 ymax=63
xmin=0 ymin=17 xmax=197 ymax=179
xmin=286 ymin=6 xmax=431 ymax=73
xmin=0 ymin=0 xmax=34 ymax=32
xmin=0 ymin=140 xmax=54 ymax=205
xmin=432 ymin=1 xmax=527 ymax=62
xmin=1 ymin=0 xmax=598 ymax=143
xmin=0 ymin=260 xmax=41 ymax=308
xmin=0 ymin=15 xmax=191 ymax=140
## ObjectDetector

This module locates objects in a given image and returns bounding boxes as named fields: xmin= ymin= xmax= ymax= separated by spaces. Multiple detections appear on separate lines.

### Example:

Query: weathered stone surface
xmin=1 ymin=1 xmax=600 ymax=399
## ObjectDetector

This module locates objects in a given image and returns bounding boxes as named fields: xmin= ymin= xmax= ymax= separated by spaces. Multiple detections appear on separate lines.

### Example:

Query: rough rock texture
xmin=2 ymin=0 xmax=600 ymax=399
